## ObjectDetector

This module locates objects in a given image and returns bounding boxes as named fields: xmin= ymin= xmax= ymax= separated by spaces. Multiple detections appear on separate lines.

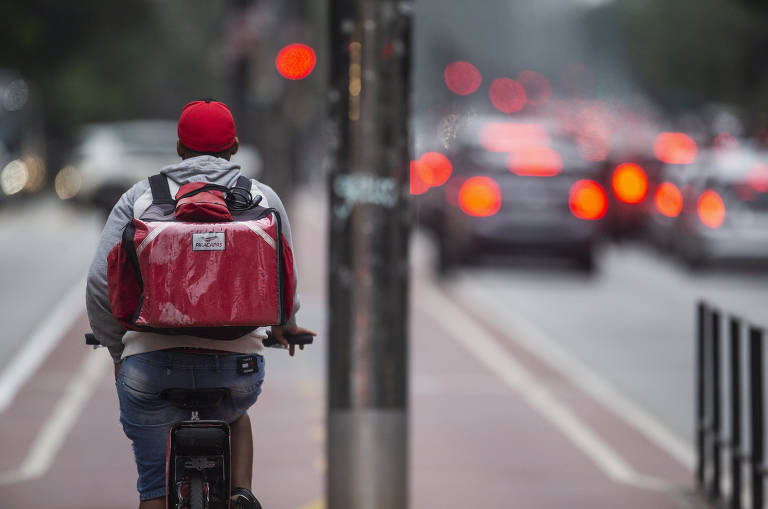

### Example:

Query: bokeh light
xmin=653 ymin=132 xmax=697 ymax=165
xmin=507 ymin=145 xmax=563 ymax=177
xmin=275 ymin=43 xmax=317 ymax=80
xmin=697 ymin=189 xmax=726 ymax=229
xmin=444 ymin=61 xmax=482 ymax=96
xmin=416 ymin=152 xmax=453 ymax=187
xmin=654 ymin=182 xmax=683 ymax=218
xmin=489 ymin=78 xmax=527 ymax=114
xmin=458 ymin=176 xmax=502 ymax=217
xmin=569 ymin=180 xmax=607 ymax=220
xmin=479 ymin=122 xmax=550 ymax=153
xmin=1 ymin=159 xmax=29 ymax=195
xmin=518 ymin=70 xmax=552 ymax=106
xmin=409 ymin=161 xmax=430 ymax=195
xmin=612 ymin=163 xmax=648 ymax=204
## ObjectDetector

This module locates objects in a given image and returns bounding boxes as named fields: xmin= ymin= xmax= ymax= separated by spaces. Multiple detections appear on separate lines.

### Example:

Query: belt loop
xmin=215 ymin=354 xmax=220 ymax=372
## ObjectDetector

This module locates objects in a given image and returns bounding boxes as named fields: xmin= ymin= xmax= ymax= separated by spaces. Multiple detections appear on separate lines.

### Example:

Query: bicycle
xmin=85 ymin=331 xmax=314 ymax=509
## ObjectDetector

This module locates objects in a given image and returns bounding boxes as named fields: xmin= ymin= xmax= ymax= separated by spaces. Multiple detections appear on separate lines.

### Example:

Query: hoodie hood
xmin=160 ymin=155 xmax=242 ymax=188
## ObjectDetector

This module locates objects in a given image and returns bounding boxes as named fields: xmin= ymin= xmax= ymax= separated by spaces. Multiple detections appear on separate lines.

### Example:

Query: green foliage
xmin=591 ymin=0 xmax=768 ymax=123
xmin=0 ymin=1 xmax=225 ymax=142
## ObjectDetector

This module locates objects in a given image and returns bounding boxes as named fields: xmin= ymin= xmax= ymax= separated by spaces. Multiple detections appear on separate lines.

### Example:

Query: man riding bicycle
xmin=85 ymin=99 xmax=315 ymax=509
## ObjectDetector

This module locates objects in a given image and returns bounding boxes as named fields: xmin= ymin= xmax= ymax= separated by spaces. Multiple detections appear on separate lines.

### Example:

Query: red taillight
xmin=697 ymin=189 xmax=726 ymax=229
xmin=654 ymin=182 xmax=683 ymax=218
xmin=653 ymin=132 xmax=697 ymax=165
xmin=612 ymin=163 xmax=648 ymax=204
xmin=416 ymin=152 xmax=452 ymax=187
xmin=458 ymin=177 xmax=502 ymax=217
xmin=410 ymin=161 xmax=430 ymax=195
xmin=569 ymin=180 xmax=607 ymax=220
xmin=507 ymin=145 xmax=562 ymax=177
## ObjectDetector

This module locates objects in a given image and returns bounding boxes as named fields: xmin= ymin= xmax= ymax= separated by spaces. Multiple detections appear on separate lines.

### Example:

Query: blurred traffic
xmin=2 ymin=0 xmax=768 ymax=507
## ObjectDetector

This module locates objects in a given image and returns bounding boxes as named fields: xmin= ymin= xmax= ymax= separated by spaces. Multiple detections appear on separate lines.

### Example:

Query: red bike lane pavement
xmin=0 ymin=191 xmax=703 ymax=508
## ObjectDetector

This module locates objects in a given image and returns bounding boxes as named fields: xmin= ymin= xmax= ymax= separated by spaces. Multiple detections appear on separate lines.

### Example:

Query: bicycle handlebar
xmin=84 ymin=331 xmax=314 ymax=348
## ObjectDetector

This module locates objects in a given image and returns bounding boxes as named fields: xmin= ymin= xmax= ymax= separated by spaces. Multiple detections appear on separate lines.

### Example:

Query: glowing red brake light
xmin=697 ymin=189 xmax=726 ymax=229
xmin=458 ymin=177 xmax=502 ymax=217
xmin=410 ymin=161 xmax=430 ymax=195
xmin=612 ymin=163 xmax=648 ymax=204
xmin=654 ymin=182 xmax=683 ymax=218
xmin=416 ymin=152 xmax=452 ymax=187
xmin=507 ymin=146 xmax=562 ymax=177
xmin=653 ymin=132 xmax=697 ymax=165
xmin=275 ymin=44 xmax=317 ymax=80
xmin=569 ymin=180 xmax=607 ymax=220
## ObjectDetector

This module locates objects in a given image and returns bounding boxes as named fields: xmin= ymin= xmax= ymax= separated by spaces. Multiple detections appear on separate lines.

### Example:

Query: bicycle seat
xmin=159 ymin=388 xmax=230 ymax=410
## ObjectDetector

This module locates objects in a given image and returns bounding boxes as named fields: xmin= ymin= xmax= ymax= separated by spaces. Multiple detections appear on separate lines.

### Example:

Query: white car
xmin=56 ymin=120 xmax=261 ymax=214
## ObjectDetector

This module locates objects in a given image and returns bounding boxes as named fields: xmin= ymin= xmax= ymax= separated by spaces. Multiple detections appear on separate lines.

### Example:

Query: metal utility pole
xmin=327 ymin=0 xmax=412 ymax=507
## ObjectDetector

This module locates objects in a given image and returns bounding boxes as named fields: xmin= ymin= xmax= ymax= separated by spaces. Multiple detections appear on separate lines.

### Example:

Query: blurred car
xmin=645 ymin=152 xmax=708 ymax=253
xmin=422 ymin=119 xmax=607 ymax=273
xmin=55 ymin=120 xmax=261 ymax=214
xmin=653 ymin=145 xmax=768 ymax=267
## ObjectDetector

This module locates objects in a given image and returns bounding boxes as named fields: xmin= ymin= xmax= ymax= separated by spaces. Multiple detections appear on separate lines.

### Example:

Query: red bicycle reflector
xmin=653 ymin=132 xmax=697 ymax=165
xmin=612 ymin=163 xmax=648 ymax=204
xmin=569 ymin=180 xmax=607 ymax=220
xmin=275 ymin=44 xmax=317 ymax=80
xmin=489 ymin=78 xmax=527 ymax=114
xmin=410 ymin=161 xmax=430 ymax=195
xmin=444 ymin=61 xmax=482 ymax=96
xmin=654 ymin=182 xmax=683 ymax=218
xmin=697 ymin=189 xmax=726 ymax=229
xmin=416 ymin=152 xmax=452 ymax=187
xmin=458 ymin=176 xmax=502 ymax=217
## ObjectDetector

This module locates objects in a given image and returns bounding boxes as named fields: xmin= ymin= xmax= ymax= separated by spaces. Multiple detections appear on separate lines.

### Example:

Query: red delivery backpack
xmin=107 ymin=174 xmax=295 ymax=340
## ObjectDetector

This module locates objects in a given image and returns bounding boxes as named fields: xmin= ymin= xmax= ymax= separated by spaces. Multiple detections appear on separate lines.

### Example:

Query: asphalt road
xmin=0 ymin=190 xmax=747 ymax=507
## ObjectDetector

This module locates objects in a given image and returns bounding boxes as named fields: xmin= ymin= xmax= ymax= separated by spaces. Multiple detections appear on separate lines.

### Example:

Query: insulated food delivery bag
xmin=106 ymin=175 xmax=295 ymax=339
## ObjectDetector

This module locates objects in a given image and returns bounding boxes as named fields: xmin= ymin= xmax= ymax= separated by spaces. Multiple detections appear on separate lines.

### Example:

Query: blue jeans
xmin=115 ymin=350 xmax=265 ymax=501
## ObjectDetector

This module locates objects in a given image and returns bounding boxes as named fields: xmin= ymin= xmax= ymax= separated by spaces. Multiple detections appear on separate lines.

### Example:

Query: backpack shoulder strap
xmin=236 ymin=175 xmax=252 ymax=191
xmin=148 ymin=174 xmax=174 ymax=205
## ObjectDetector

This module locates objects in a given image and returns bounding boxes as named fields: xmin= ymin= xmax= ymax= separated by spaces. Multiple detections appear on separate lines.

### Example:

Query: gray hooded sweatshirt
xmin=85 ymin=156 xmax=299 ymax=363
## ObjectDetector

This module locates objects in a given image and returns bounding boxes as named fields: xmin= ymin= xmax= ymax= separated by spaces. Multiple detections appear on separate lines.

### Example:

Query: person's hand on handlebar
xmin=270 ymin=324 xmax=317 ymax=357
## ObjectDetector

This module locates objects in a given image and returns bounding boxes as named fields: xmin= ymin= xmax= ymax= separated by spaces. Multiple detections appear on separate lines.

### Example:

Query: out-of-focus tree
xmin=586 ymin=0 xmax=768 ymax=130
xmin=0 ymin=1 xmax=226 ymax=161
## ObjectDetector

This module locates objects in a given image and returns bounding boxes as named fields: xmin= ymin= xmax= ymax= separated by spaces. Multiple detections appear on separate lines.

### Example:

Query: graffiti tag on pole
xmin=333 ymin=174 xmax=398 ymax=221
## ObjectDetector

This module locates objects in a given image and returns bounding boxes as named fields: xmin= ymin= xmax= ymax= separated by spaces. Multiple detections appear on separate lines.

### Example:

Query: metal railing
xmin=697 ymin=301 xmax=766 ymax=509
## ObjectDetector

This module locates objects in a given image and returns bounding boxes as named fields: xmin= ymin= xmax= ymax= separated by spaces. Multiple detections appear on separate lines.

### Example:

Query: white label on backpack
xmin=192 ymin=232 xmax=225 ymax=251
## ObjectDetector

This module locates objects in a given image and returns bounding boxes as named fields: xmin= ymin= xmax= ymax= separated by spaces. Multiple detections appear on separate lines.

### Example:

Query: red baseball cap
xmin=177 ymin=100 xmax=236 ymax=152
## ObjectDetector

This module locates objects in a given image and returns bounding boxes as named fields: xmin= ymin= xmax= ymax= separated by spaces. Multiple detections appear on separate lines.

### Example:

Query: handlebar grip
xmin=263 ymin=332 xmax=314 ymax=348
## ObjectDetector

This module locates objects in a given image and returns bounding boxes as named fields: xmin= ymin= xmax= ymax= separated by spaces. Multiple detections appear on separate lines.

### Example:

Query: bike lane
xmin=0 ymin=190 xmax=705 ymax=508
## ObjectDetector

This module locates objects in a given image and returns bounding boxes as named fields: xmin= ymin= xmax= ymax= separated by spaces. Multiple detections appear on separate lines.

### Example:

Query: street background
xmin=2 ymin=0 xmax=768 ymax=507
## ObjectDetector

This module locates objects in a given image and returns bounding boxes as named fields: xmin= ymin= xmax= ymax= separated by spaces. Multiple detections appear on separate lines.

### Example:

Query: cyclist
xmin=85 ymin=99 xmax=315 ymax=509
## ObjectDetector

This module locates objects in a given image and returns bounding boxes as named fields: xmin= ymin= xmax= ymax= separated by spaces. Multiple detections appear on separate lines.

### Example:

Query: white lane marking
xmin=417 ymin=282 xmax=672 ymax=492
xmin=0 ymin=350 xmax=109 ymax=484
xmin=459 ymin=281 xmax=695 ymax=470
xmin=0 ymin=277 xmax=86 ymax=414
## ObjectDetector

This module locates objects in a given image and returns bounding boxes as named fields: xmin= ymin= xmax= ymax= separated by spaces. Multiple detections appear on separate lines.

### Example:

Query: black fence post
xmin=750 ymin=326 xmax=764 ymax=509
xmin=697 ymin=301 xmax=707 ymax=487
xmin=711 ymin=310 xmax=722 ymax=499
xmin=730 ymin=317 xmax=742 ymax=509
